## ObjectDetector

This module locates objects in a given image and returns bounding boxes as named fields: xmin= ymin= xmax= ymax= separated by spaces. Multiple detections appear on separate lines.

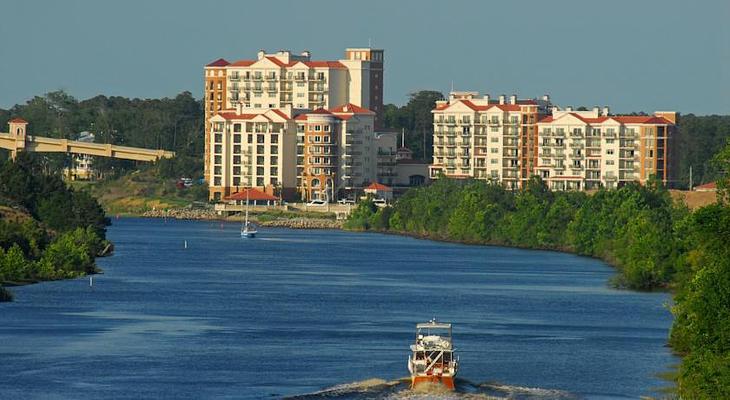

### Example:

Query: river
xmin=0 ymin=218 xmax=677 ymax=399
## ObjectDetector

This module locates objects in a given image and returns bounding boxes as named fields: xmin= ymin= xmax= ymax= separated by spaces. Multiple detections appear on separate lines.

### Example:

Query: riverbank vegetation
xmin=346 ymin=140 xmax=730 ymax=397
xmin=0 ymin=154 xmax=110 ymax=301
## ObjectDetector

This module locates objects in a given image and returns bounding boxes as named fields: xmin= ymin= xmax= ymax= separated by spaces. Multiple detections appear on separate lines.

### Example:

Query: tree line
xmin=1 ymin=90 xmax=727 ymax=188
xmin=0 ymin=90 xmax=204 ymax=179
xmin=345 ymin=139 xmax=730 ymax=397
xmin=0 ymin=154 xmax=110 ymax=300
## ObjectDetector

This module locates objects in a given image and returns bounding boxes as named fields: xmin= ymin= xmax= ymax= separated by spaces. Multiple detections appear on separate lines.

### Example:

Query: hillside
xmin=76 ymin=169 xmax=207 ymax=216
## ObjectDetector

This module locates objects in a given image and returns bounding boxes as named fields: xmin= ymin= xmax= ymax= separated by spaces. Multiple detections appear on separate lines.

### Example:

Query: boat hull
xmin=411 ymin=375 xmax=455 ymax=390
xmin=241 ymin=231 xmax=256 ymax=238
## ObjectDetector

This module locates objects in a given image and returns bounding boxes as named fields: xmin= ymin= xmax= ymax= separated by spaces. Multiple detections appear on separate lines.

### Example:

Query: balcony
xmin=229 ymin=75 xmax=240 ymax=82
xmin=553 ymin=153 xmax=566 ymax=159
xmin=265 ymin=75 xmax=278 ymax=81
xmin=253 ymin=76 xmax=263 ymax=81
xmin=604 ymin=131 xmax=617 ymax=138
xmin=554 ymin=131 xmax=566 ymax=137
xmin=294 ymin=75 xmax=306 ymax=81
xmin=603 ymin=175 xmax=618 ymax=181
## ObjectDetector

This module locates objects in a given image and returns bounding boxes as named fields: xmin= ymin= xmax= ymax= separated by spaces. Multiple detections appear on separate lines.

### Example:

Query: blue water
xmin=0 ymin=218 xmax=677 ymax=399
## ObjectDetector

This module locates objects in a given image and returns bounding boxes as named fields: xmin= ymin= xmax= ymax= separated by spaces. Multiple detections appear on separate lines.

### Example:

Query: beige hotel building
xmin=430 ymin=91 xmax=676 ymax=190
xmin=204 ymin=47 xmax=384 ymax=200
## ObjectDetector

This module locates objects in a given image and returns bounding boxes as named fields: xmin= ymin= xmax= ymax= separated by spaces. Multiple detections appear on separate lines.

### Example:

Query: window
xmin=214 ymin=145 xmax=222 ymax=154
xmin=233 ymin=145 xmax=241 ymax=154
xmin=256 ymin=167 xmax=264 ymax=175
xmin=233 ymin=134 xmax=241 ymax=144
xmin=324 ymin=125 xmax=330 ymax=132
xmin=271 ymin=156 xmax=278 ymax=165
xmin=490 ymin=148 xmax=498 ymax=153
xmin=271 ymin=145 xmax=278 ymax=154
xmin=257 ymin=156 xmax=264 ymax=165
xmin=270 ymin=167 xmax=278 ymax=176
xmin=233 ymin=123 xmax=241 ymax=132
xmin=233 ymin=155 xmax=241 ymax=164
xmin=233 ymin=177 xmax=240 ymax=186
xmin=257 ymin=135 xmax=265 ymax=144
xmin=607 ymin=149 xmax=614 ymax=155
xmin=314 ymin=125 xmax=321 ymax=132
xmin=256 ymin=177 xmax=264 ymax=186
xmin=606 ymin=160 xmax=615 ymax=165
xmin=214 ymin=134 xmax=222 ymax=143
xmin=214 ymin=155 xmax=222 ymax=164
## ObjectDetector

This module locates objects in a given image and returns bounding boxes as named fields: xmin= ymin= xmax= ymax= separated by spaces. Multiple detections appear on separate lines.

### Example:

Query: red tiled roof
xmin=9 ymin=117 xmax=28 ymax=123
xmin=224 ymin=58 xmax=346 ymax=69
xmin=294 ymin=113 xmax=308 ymax=121
xmin=365 ymin=182 xmax=392 ymax=191
xmin=230 ymin=60 xmax=256 ymax=67
xmin=265 ymin=56 xmax=288 ymax=67
xmin=304 ymin=61 xmax=346 ymax=69
xmin=434 ymin=100 xmax=521 ymax=112
xmin=225 ymin=188 xmax=279 ymax=202
xmin=309 ymin=108 xmax=333 ymax=115
xmin=217 ymin=112 xmax=270 ymax=121
xmin=538 ymin=113 xmax=674 ymax=125
xmin=269 ymin=109 xmax=289 ymax=120
xmin=330 ymin=103 xmax=375 ymax=115
xmin=695 ymin=182 xmax=717 ymax=190
xmin=206 ymin=58 xmax=230 ymax=67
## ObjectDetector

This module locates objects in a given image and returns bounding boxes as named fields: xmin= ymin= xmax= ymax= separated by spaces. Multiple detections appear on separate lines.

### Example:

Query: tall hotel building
xmin=430 ymin=92 xmax=552 ymax=189
xmin=430 ymin=91 xmax=676 ymax=190
xmin=204 ymin=48 xmax=384 ymax=200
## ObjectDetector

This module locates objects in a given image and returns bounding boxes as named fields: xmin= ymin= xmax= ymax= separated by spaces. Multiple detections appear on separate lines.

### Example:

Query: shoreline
xmin=127 ymin=207 xmax=344 ymax=229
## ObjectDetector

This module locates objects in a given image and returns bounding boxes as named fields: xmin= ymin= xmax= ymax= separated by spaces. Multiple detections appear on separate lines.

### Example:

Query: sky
xmin=1 ymin=0 xmax=729 ymax=115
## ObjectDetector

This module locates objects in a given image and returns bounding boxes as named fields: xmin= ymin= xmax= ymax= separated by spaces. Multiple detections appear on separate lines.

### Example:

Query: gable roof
xmin=365 ymin=182 xmax=392 ymax=192
xmin=224 ymin=188 xmax=279 ymax=202
xmin=330 ymin=103 xmax=375 ymax=115
xmin=434 ymin=100 xmax=521 ymax=113
xmin=9 ymin=117 xmax=28 ymax=123
xmin=538 ymin=113 xmax=674 ymax=125
xmin=206 ymin=58 xmax=230 ymax=67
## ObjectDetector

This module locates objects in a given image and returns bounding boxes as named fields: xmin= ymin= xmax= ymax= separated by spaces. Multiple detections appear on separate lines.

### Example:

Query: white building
xmin=204 ymin=47 xmax=384 ymax=200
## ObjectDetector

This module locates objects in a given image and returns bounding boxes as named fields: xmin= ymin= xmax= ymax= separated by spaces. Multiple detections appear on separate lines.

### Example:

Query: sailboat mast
xmin=245 ymin=189 xmax=250 ymax=226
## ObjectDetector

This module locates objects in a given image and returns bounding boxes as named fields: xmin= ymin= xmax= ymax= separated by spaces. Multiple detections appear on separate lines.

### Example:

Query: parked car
xmin=338 ymin=198 xmax=356 ymax=205
xmin=373 ymin=198 xmax=388 ymax=207
xmin=307 ymin=199 xmax=327 ymax=206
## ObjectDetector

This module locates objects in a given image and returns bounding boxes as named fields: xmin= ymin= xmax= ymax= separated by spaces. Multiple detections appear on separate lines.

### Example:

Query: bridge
xmin=0 ymin=118 xmax=175 ymax=162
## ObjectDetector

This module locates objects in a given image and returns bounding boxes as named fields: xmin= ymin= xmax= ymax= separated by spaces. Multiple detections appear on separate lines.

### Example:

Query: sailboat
xmin=241 ymin=189 xmax=257 ymax=238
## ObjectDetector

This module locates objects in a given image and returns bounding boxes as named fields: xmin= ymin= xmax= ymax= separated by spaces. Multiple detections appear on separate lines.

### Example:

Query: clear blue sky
xmin=1 ymin=0 xmax=728 ymax=114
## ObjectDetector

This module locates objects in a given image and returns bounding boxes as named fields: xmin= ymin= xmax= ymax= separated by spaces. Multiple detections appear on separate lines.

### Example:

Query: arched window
xmin=311 ymin=178 xmax=320 ymax=188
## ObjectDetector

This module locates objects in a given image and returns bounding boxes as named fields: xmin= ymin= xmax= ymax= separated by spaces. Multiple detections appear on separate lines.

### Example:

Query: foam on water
xmin=285 ymin=377 xmax=576 ymax=400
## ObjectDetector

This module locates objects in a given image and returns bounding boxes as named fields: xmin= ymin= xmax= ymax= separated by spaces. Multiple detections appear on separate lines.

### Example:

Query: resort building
xmin=294 ymin=104 xmax=377 ymax=201
xmin=204 ymin=47 xmax=384 ymax=200
xmin=429 ymin=92 xmax=553 ymax=189
xmin=536 ymin=108 xmax=676 ymax=190
xmin=429 ymin=92 xmax=677 ymax=190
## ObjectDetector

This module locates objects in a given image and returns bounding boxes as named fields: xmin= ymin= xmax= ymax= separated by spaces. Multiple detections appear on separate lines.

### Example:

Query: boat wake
xmin=285 ymin=377 xmax=577 ymax=400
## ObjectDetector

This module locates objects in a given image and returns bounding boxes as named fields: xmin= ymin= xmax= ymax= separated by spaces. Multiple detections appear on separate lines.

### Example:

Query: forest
xmin=345 ymin=140 xmax=730 ymax=398
xmin=0 ymin=154 xmax=110 ymax=301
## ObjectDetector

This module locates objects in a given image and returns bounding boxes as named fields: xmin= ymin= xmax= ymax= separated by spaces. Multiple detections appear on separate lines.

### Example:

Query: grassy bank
xmin=73 ymin=168 xmax=207 ymax=216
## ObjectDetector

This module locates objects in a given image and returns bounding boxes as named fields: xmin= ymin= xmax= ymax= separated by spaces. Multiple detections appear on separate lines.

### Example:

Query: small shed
xmin=224 ymin=188 xmax=280 ymax=206
xmin=364 ymin=182 xmax=393 ymax=201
